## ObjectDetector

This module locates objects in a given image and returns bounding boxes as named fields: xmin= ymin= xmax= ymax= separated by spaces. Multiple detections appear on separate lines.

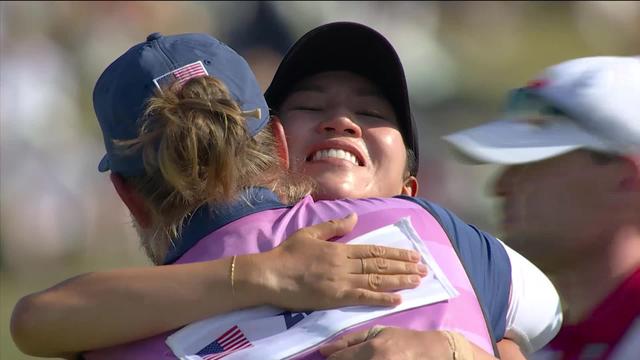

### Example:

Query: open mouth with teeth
xmin=306 ymin=148 xmax=363 ymax=166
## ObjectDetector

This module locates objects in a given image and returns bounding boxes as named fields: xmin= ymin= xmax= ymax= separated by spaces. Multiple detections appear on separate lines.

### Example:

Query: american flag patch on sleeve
xmin=153 ymin=61 xmax=208 ymax=91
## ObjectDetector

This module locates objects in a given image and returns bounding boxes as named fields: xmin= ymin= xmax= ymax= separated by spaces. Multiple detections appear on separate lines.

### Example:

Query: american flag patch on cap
xmin=153 ymin=61 xmax=208 ymax=91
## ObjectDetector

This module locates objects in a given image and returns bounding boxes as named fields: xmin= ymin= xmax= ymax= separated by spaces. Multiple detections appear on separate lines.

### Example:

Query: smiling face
xmin=276 ymin=71 xmax=415 ymax=200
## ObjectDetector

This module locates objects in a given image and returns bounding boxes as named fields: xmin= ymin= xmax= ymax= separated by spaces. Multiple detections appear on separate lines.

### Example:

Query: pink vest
xmin=85 ymin=196 xmax=495 ymax=359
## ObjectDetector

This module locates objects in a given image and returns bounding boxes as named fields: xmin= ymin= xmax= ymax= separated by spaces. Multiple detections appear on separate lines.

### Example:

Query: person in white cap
xmin=444 ymin=56 xmax=640 ymax=359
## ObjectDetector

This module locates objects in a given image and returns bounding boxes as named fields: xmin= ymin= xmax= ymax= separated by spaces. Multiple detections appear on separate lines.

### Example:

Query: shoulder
xmin=395 ymin=195 xmax=512 ymax=340
xmin=394 ymin=196 xmax=475 ymax=229
xmin=395 ymin=196 xmax=506 ymax=258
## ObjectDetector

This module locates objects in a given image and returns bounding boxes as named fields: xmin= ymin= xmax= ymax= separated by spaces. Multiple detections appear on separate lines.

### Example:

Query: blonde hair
xmin=117 ymin=76 xmax=313 ymax=264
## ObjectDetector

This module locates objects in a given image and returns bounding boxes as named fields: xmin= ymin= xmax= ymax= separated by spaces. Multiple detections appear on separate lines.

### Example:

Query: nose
xmin=316 ymin=110 xmax=362 ymax=138
xmin=493 ymin=166 xmax=520 ymax=197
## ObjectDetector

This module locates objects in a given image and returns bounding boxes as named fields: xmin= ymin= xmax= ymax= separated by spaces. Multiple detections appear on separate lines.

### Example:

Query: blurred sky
xmin=1 ymin=2 xmax=639 ymax=358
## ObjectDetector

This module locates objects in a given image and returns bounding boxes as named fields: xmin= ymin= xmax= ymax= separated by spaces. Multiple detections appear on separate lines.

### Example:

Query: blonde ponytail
xmin=116 ymin=76 xmax=313 ymax=263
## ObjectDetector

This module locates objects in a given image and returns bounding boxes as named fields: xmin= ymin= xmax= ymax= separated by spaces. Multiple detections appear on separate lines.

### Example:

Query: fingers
xmin=297 ymin=213 xmax=358 ymax=242
xmin=319 ymin=328 xmax=370 ymax=357
xmin=325 ymin=342 xmax=370 ymax=360
xmin=349 ymin=258 xmax=428 ymax=275
xmin=337 ymin=288 xmax=402 ymax=307
xmin=351 ymin=273 xmax=422 ymax=292
xmin=348 ymin=244 xmax=420 ymax=263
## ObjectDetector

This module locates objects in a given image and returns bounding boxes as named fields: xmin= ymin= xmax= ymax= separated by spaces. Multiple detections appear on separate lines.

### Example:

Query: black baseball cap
xmin=265 ymin=22 xmax=419 ymax=176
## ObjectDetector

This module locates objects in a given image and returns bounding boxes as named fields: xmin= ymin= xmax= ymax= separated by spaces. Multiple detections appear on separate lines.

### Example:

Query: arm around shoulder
xmin=10 ymin=256 xmax=265 ymax=357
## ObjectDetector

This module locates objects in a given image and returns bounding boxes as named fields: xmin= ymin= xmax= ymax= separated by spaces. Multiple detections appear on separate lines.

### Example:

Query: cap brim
xmin=443 ymin=117 xmax=607 ymax=165
xmin=265 ymin=22 xmax=419 ymax=174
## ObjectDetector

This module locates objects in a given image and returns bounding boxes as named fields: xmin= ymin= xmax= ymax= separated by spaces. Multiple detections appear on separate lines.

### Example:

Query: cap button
xmin=146 ymin=32 xmax=162 ymax=42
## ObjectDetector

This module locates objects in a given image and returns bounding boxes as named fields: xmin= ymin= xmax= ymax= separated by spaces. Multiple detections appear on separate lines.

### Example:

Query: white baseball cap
xmin=444 ymin=56 xmax=640 ymax=164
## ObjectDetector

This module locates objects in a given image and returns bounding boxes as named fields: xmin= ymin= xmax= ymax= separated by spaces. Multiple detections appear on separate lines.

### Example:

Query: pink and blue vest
xmin=85 ymin=194 xmax=498 ymax=359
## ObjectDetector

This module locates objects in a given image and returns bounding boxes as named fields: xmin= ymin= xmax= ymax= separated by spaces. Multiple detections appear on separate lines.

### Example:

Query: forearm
xmin=11 ymin=254 xmax=266 ymax=357
xmin=11 ymin=215 xmax=422 ymax=357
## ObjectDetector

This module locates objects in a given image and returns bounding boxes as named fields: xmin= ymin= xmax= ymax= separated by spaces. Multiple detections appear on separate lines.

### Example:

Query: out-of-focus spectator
xmin=224 ymin=1 xmax=294 ymax=91
xmin=445 ymin=56 xmax=640 ymax=359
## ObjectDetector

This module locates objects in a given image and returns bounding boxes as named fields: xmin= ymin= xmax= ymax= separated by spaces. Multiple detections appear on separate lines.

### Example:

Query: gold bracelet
xmin=230 ymin=255 xmax=237 ymax=295
xmin=442 ymin=331 xmax=475 ymax=360
xmin=364 ymin=325 xmax=386 ymax=341
xmin=442 ymin=331 xmax=457 ymax=359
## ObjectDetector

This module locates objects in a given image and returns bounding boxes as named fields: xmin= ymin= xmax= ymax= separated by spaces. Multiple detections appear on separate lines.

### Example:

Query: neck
xmin=551 ymin=225 xmax=640 ymax=324
xmin=132 ymin=214 xmax=169 ymax=265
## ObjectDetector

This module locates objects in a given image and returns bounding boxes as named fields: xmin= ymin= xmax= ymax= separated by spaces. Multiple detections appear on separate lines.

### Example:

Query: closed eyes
xmin=357 ymin=111 xmax=385 ymax=119
xmin=291 ymin=106 xmax=387 ymax=120
xmin=292 ymin=106 xmax=323 ymax=112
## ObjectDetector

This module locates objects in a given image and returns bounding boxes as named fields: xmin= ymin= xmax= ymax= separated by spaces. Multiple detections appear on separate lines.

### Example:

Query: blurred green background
xmin=1 ymin=1 xmax=638 ymax=358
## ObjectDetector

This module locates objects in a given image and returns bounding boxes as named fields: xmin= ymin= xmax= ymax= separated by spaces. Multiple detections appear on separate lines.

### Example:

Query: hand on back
xmin=256 ymin=213 xmax=427 ymax=310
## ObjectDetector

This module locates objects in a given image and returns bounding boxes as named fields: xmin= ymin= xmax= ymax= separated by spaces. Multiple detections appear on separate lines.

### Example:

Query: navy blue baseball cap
xmin=93 ymin=32 xmax=269 ymax=176
xmin=265 ymin=22 xmax=419 ymax=176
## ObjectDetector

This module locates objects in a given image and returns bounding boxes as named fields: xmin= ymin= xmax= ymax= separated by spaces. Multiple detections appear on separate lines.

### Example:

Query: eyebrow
xmin=355 ymin=87 xmax=386 ymax=100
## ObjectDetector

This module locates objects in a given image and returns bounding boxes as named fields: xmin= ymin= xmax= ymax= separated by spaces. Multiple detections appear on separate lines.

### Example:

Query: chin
xmin=501 ymin=231 xmax=529 ymax=252
xmin=311 ymin=183 xmax=359 ymax=201
xmin=504 ymin=233 xmax=553 ymax=265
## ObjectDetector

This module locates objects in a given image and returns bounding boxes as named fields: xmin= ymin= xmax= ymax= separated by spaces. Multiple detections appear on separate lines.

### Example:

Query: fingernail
xmin=410 ymin=251 xmax=420 ymax=261
xmin=417 ymin=263 xmax=427 ymax=274
xmin=409 ymin=275 xmax=421 ymax=284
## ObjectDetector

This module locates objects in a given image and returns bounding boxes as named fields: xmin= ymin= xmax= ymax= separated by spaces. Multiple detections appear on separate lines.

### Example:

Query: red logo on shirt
xmin=526 ymin=79 xmax=549 ymax=89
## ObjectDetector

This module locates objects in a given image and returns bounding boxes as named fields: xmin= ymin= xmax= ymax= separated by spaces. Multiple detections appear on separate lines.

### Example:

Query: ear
xmin=401 ymin=176 xmax=419 ymax=196
xmin=270 ymin=116 xmax=289 ymax=169
xmin=619 ymin=155 xmax=640 ymax=192
xmin=110 ymin=173 xmax=153 ymax=228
